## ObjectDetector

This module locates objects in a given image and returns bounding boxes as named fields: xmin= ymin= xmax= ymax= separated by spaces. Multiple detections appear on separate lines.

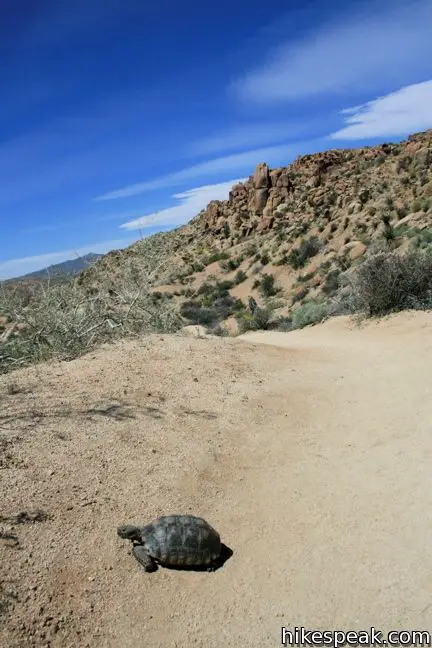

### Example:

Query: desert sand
xmin=1 ymin=311 xmax=431 ymax=647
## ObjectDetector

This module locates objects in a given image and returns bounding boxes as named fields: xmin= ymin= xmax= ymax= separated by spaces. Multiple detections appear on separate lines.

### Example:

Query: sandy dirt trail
xmin=1 ymin=312 xmax=431 ymax=647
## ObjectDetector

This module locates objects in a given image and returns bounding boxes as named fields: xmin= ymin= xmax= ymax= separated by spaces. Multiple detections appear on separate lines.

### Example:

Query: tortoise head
xmin=117 ymin=524 xmax=142 ymax=541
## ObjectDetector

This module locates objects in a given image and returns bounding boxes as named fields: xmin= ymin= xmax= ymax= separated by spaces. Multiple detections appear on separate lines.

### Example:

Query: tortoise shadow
xmin=161 ymin=543 xmax=233 ymax=573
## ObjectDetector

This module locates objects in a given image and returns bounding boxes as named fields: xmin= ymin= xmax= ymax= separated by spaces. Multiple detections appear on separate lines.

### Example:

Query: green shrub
xmin=275 ymin=316 xmax=293 ymax=332
xmin=180 ymin=301 xmax=219 ymax=326
xmin=287 ymin=236 xmax=322 ymax=269
xmin=260 ymin=251 xmax=270 ymax=265
xmin=205 ymin=251 xmax=230 ymax=265
xmin=220 ymin=257 xmax=242 ymax=272
xmin=197 ymin=279 xmax=234 ymax=299
xmin=396 ymin=206 xmax=408 ymax=220
xmin=297 ymin=270 xmax=316 ymax=283
xmin=322 ymin=269 xmax=340 ymax=295
xmin=181 ymin=291 xmax=243 ymax=326
xmin=234 ymin=270 xmax=247 ymax=285
xmin=410 ymin=228 xmax=432 ymax=250
xmin=192 ymin=261 xmax=205 ymax=272
xmin=235 ymin=307 xmax=272 ymax=333
xmin=258 ymin=273 xmax=280 ymax=298
xmin=291 ymin=301 xmax=330 ymax=329
xmin=287 ymin=249 xmax=302 ymax=269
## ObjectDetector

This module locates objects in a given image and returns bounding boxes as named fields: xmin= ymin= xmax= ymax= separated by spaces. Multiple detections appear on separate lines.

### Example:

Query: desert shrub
xmin=245 ymin=244 xmax=258 ymax=257
xmin=287 ymin=236 xmax=322 ymax=269
xmin=234 ymin=270 xmax=247 ymax=285
xmin=274 ymin=316 xmax=293 ymax=332
xmin=286 ymin=249 xmax=301 ymax=269
xmin=322 ymin=269 xmax=340 ymax=295
xmin=291 ymin=300 xmax=331 ymax=329
xmin=197 ymin=279 xmax=234 ymax=300
xmin=219 ymin=258 xmax=235 ymax=272
xmin=257 ymin=273 xmax=280 ymax=298
xmin=345 ymin=248 xmax=432 ymax=316
xmin=260 ymin=251 xmax=270 ymax=265
xmin=212 ymin=294 xmax=244 ymax=317
xmin=411 ymin=228 xmax=432 ymax=249
xmin=379 ymin=213 xmax=395 ymax=242
xmin=297 ymin=270 xmax=316 ymax=283
xmin=180 ymin=301 xmax=219 ymax=326
xmin=182 ymin=280 xmax=243 ymax=326
xmin=396 ymin=206 xmax=409 ymax=220
xmin=192 ymin=261 xmax=205 ymax=272
xmin=204 ymin=251 xmax=230 ymax=265
xmin=235 ymin=307 xmax=272 ymax=333
xmin=273 ymin=255 xmax=288 ymax=266
xmin=319 ymin=260 xmax=332 ymax=272
xmin=209 ymin=324 xmax=229 ymax=337
xmin=0 ymin=278 xmax=183 ymax=374
xmin=292 ymin=287 xmax=310 ymax=304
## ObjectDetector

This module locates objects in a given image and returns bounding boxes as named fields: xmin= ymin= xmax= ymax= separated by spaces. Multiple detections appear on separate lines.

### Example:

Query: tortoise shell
xmin=141 ymin=515 xmax=221 ymax=566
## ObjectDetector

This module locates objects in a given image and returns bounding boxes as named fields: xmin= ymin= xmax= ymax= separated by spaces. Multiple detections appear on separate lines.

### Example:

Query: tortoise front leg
xmin=206 ymin=557 xmax=221 ymax=572
xmin=131 ymin=545 xmax=158 ymax=572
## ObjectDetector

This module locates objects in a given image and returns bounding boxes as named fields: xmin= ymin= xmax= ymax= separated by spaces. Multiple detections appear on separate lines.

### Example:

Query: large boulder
xmin=253 ymin=163 xmax=270 ymax=189
xmin=254 ymin=188 xmax=269 ymax=212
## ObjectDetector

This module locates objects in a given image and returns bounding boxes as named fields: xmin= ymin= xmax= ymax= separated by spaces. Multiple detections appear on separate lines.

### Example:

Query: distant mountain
xmin=11 ymin=253 xmax=103 ymax=283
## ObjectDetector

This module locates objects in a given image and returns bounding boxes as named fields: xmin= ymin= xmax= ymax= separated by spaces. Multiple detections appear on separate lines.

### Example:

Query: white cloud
xmin=330 ymin=80 xmax=432 ymax=140
xmin=232 ymin=0 xmax=432 ymax=104
xmin=95 ymin=144 xmax=291 ymax=201
xmin=120 ymin=178 xmax=247 ymax=231
xmin=0 ymin=237 xmax=138 ymax=280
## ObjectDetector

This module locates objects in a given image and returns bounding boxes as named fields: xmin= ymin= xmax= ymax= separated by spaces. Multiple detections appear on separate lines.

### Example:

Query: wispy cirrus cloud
xmin=232 ymin=0 xmax=432 ymax=104
xmin=0 ymin=237 xmax=138 ymax=280
xmin=95 ymin=144 xmax=292 ymax=201
xmin=330 ymin=80 xmax=432 ymax=140
xmin=120 ymin=178 xmax=247 ymax=231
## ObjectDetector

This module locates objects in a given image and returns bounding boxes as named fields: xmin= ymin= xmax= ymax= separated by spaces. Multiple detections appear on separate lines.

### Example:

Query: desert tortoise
xmin=117 ymin=514 xmax=222 ymax=572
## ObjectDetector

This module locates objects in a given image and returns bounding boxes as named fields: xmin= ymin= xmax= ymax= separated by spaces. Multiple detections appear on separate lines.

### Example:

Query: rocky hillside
xmin=1 ymin=129 xmax=431 ymax=370
xmin=76 ymin=130 xmax=432 ymax=327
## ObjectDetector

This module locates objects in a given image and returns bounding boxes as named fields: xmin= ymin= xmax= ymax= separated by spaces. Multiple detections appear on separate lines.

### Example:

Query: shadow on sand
xmin=148 ymin=543 xmax=234 ymax=573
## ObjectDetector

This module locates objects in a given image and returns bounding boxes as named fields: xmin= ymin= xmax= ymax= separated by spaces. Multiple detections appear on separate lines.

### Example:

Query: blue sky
xmin=1 ymin=0 xmax=432 ymax=279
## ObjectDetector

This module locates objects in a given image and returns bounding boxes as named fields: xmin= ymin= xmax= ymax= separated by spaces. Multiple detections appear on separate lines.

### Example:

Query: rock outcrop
xmin=194 ymin=129 xmax=432 ymax=245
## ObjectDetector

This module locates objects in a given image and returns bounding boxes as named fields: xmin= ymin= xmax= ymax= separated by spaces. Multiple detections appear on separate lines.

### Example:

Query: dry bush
xmin=0 ymin=273 xmax=183 ymax=374
xmin=340 ymin=247 xmax=432 ymax=317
